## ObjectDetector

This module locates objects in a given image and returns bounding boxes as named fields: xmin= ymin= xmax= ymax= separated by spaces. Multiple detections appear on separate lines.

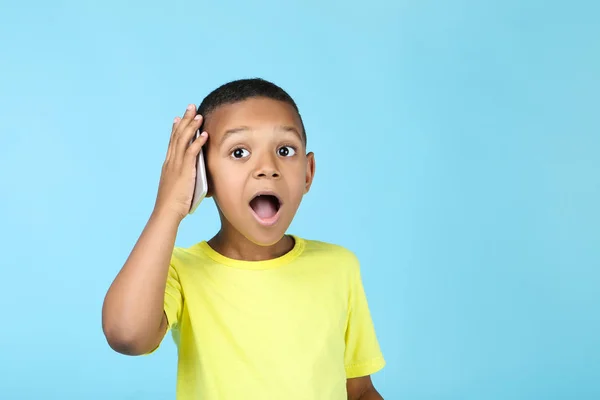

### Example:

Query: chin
xmin=243 ymin=229 xmax=289 ymax=247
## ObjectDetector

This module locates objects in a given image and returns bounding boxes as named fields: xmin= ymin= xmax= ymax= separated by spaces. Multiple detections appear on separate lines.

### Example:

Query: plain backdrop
xmin=1 ymin=1 xmax=599 ymax=399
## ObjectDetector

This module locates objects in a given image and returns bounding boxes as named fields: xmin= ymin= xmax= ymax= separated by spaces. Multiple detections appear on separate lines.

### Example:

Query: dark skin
xmin=201 ymin=98 xmax=383 ymax=399
xmin=347 ymin=375 xmax=384 ymax=399
xmin=201 ymin=97 xmax=313 ymax=260
xmin=102 ymin=99 xmax=383 ymax=398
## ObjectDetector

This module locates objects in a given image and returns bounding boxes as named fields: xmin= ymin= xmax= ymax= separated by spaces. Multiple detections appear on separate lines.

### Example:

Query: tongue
xmin=252 ymin=196 xmax=277 ymax=219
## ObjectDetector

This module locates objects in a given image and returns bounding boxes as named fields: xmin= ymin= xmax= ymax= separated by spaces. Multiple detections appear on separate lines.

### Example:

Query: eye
xmin=278 ymin=146 xmax=296 ymax=157
xmin=231 ymin=148 xmax=250 ymax=159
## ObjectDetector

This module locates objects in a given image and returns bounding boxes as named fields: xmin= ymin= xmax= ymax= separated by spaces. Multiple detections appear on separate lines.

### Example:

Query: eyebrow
xmin=276 ymin=125 xmax=303 ymax=141
xmin=220 ymin=126 xmax=251 ymax=145
xmin=219 ymin=125 xmax=303 ymax=145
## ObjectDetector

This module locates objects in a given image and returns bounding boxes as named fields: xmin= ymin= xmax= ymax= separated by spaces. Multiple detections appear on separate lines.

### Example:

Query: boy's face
xmin=203 ymin=97 xmax=315 ymax=246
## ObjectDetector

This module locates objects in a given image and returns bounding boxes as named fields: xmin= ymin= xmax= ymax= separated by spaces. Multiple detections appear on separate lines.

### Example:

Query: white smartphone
xmin=189 ymin=130 xmax=208 ymax=214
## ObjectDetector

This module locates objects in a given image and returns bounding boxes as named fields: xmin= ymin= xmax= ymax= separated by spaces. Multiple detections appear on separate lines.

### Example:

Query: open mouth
xmin=249 ymin=193 xmax=281 ymax=225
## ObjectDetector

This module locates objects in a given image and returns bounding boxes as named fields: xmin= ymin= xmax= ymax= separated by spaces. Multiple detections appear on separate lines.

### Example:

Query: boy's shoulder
xmin=299 ymin=237 xmax=362 ymax=269
xmin=301 ymin=237 xmax=357 ymax=257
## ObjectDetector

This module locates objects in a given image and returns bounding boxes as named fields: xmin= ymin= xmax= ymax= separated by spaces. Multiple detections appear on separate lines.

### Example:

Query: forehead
xmin=203 ymin=97 xmax=303 ymax=139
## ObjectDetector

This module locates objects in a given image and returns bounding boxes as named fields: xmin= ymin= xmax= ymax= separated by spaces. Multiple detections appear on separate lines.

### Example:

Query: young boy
xmin=102 ymin=78 xmax=385 ymax=399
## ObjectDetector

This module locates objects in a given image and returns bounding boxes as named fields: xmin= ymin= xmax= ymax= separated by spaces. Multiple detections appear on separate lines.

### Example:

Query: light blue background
xmin=1 ymin=0 xmax=598 ymax=399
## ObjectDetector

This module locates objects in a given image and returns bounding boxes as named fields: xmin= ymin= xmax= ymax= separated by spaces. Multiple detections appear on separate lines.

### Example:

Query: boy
xmin=102 ymin=78 xmax=385 ymax=399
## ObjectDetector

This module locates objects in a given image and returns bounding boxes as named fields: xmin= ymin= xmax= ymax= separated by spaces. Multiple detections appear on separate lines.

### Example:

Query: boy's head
xmin=198 ymin=78 xmax=315 ymax=246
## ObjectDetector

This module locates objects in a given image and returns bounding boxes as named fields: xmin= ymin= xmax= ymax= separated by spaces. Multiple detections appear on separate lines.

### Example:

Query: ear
xmin=304 ymin=152 xmax=316 ymax=194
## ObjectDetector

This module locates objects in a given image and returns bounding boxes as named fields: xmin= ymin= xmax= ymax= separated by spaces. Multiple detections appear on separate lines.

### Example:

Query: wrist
xmin=150 ymin=206 xmax=185 ymax=227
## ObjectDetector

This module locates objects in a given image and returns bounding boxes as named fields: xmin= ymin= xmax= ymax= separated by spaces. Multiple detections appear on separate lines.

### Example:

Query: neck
xmin=208 ymin=225 xmax=294 ymax=262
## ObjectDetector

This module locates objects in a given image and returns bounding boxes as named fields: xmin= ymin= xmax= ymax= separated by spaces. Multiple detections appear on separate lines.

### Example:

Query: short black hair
xmin=197 ymin=78 xmax=306 ymax=145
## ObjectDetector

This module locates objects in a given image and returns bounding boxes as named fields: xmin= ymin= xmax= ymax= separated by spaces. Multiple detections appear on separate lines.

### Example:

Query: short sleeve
xmin=143 ymin=262 xmax=183 ymax=355
xmin=344 ymin=258 xmax=386 ymax=378
xmin=164 ymin=262 xmax=183 ymax=331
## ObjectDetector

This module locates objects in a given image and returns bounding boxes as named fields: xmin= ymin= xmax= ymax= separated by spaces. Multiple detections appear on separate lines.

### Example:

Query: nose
xmin=253 ymin=167 xmax=280 ymax=179
xmin=252 ymin=154 xmax=280 ymax=180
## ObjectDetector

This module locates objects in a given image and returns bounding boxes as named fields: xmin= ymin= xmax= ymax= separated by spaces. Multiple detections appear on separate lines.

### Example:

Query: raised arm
xmin=101 ymin=105 xmax=207 ymax=355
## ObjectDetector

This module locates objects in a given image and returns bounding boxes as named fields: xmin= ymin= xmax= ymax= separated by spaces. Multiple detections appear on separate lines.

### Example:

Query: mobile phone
xmin=189 ymin=130 xmax=208 ymax=214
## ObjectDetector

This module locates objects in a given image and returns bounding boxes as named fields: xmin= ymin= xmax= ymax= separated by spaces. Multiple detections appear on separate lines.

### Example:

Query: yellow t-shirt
xmin=158 ymin=235 xmax=385 ymax=399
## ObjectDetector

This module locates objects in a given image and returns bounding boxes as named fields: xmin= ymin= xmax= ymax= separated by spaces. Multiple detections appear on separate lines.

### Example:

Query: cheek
xmin=287 ymin=170 xmax=308 ymax=200
xmin=206 ymin=157 xmax=226 ymax=191
xmin=210 ymin=167 xmax=245 ymax=204
xmin=213 ymin=172 xmax=239 ymax=194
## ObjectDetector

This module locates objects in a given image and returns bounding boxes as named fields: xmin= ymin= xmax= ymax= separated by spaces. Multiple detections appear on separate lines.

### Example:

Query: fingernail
xmin=174 ymin=117 xmax=180 ymax=123
xmin=200 ymin=131 xmax=208 ymax=137
xmin=194 ymin=114 xmax=201 ymax=120
xmin=187 ymin=104 xmax=195 ymax=111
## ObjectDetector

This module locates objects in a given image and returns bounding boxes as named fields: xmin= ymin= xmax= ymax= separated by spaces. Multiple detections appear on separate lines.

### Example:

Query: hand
xmin=153 ymin=104 xmax=208 ymax=221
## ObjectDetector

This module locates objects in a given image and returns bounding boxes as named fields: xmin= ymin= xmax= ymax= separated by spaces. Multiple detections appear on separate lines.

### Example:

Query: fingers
xmin=174 ymin=107 xmax=203 ymax=164
xmin=184 ymin=131 xmax=209 ymax=167
xmin=177 ymin=105 xmax=199 ymax=138
xmin=166 ymin=104 xmax=203 ymax=165
xmin=172 ymin=116 xmax=181 ymax=132
xmin=166 ymin=116 xmax=181 ymax=162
